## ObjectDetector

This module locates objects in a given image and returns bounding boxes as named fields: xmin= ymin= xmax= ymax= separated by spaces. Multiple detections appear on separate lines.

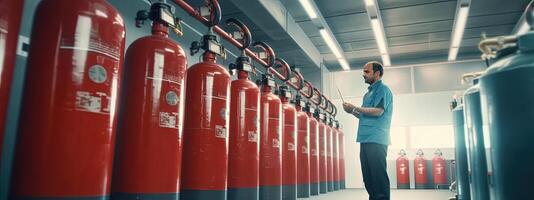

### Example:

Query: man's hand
xmin=343 ymin=103 xmax=356 ymax=113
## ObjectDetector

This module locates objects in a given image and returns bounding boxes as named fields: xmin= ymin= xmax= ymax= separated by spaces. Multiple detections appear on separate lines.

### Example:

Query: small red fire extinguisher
xmin=396 ymin=149 xmax=410 ymax=189
xmin=414 ymin=149 xmax=428 ymax=189
xmin=432 ymin=149 xmax=447 ymax=188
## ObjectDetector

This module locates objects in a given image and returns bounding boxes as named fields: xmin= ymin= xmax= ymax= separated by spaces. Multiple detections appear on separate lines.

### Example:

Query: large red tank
xmin=332 ymin=119 xmax=340 ymax=191
xmin=325 ymin=117 xmax=334 ymax=192
xmin=226 ymin=18 xmax=261 ymax=200
xmin=318 ymin=112 xmax=328 ymax=194
xmin=111 ymin=3 xmax=186 ymax=199
xmin=432 ymin=149 xmax=447 ymax=188
xmin=307 ymin=103 xmax=320 ymax=195
xmin=396 ymin=149 xmax=411 ymax=189
xmin=257 ymin=73 xmax=283 ymax=200
xmin=295 ymin=95 xmax=310 ymax=198
xmin=279 ymin=85 xmax=297 ymax=200
xmin=180 ymin=2 xmax=231 ymax=199
xmin=414 ymin=149 xmax=428 ymax=189
xmin=0 ymin=0 xmax=24 ymax=158
xmin=10 ymin=0 xmax=125 ymax=198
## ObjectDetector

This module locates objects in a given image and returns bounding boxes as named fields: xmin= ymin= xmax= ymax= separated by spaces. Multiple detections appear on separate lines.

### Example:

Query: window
xmin=390 ymin=126 xmax=407 ymax=149
xmin=410 ymin=125 xmax=455 ymax=148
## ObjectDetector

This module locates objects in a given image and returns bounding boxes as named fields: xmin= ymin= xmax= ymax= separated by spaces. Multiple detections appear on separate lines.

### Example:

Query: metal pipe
xmin=174 ymin=0 xmax=269 ymax=67
xmin=225 ymin=18 xmax=251 ymax=50
xmin=299 ymin=80 xmax=314 ymax=98
xmin=478 ymin=35 xmax=517 ymax=60
xmin=173 ymin=0 xmax=337 ymax=112
xmin=311 ymin=88 xmax=322 ymax=106
xmin=286 ymin=69 xmax=304 ymax=91
xmin=319 ymin=95 xmax=328 ymax=110
xmin=461 ymin=71 xmax=484 ymax=85
xmin=323 ymin=96 xmax=334 ymax=115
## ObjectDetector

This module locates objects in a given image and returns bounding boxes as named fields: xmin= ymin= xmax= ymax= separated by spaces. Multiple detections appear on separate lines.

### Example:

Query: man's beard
xmin=364 ymin=76 xmax=375 ymax=84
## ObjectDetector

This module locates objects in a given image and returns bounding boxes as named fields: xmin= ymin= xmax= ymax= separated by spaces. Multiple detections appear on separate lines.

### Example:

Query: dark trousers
xmin=360 ymin=143 xmax=390 ymax=200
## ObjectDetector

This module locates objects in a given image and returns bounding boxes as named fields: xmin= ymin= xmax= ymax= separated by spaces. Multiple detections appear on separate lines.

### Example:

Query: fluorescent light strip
xmin=298 ymin=0 xmax=318 ymax=19
xmin=371 ymin=19 xmax=388 ymax=55
xmin=319 ymin=29 xmax=343 ymax=58
xmin=381 ymin=54 xmax=391 ymax=67
xmin=448 ymin=47 xmax=459 ymax=61
xmin=450 ymin=7 xmax=469 ymax=48
xmin=338 ymin=58 xmax=350 ymax=70
xmin=448 ymin=6 xmax=469 ymax=61
xmin=364 ymin=0 xmax=375 ymax=7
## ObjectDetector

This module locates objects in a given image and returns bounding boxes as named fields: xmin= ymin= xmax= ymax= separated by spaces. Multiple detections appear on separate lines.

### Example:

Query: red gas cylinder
xmin=338 ymin=127 xmax=346 ymax=189
xmin=318 ymin=112 xmax=328 ymax=194
xmin=396 ymin=149 xmax=411 ymax=189
xmin=432 ymin=149 xmax=447 ymax=187
xmin=11 ymin=0 xmax=125 ymax=198
xmin=414 ymin=149 xmax=428 ymax=189
xmin=112 ymin=2 xmax=187 ymax=199
xmin=294 ymin=95 xmax=310 ymax=198
xmin=332 ymin=120 xmax=340 ymax=191
xmin=326 ymin=117 xmax=334 ymax=192
xmin=0 ymin=0 xmax=24 ymax=158
xmin=180 ymin=2 xmax=231 ymax=199
xmin=226 ymin=18 xmax=261 ymax=200
xmin=257 ymin=73 xmax=283 ymax=200
xmin=278 ymin=85 xmax=297 ymax=200
xmin=307 ymin=103 xmax=320 ymax=195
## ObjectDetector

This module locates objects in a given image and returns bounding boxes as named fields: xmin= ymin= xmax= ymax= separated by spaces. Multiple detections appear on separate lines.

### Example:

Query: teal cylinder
xmin=463 ymin=82 xmax=490 ymax=200
xmin=452 ymin=105 xmax=470 ymax=200
xmin=479 ymin=31 xmax=534 ymax=200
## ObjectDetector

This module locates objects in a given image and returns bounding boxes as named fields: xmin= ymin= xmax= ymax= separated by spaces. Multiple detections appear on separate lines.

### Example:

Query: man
xmin=343 ymin=61 xmax=393 ymax=200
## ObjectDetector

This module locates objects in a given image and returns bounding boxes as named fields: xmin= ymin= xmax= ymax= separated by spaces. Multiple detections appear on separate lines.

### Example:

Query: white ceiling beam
xmin=448 ymin=0 xmax=471 ymax=61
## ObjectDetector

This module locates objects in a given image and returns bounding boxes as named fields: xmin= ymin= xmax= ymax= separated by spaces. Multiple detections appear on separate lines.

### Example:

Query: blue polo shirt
xmin=356 ymin=80 xmax=393 ymax=145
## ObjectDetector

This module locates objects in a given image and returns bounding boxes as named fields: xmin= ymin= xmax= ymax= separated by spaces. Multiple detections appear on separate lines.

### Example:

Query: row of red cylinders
xmin=396 ymin=150 xmax=447 ymax=188
xmin=258 ymin=85 xmax=346 ymax=200
xmin=4 ymin=0 xmax=346 ymax=199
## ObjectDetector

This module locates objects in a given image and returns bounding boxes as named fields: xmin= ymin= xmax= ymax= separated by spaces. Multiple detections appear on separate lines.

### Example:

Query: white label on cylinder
xmin=272 ymin=138 xmax=280 ymax=148
xmin=248 ymin=131 xmax=258 ymax=143
xmin=288 ymin=143 xmax=295 ymax=151
xmin=75 ymin=91 xmax=109 ymax=115
xmin=159 ymin=112 xmax=179 ymax=129
xmin=302 ymin=146 xmax=308 ymax=154
xmin=215 ymin=125 xmax=227 ymax=138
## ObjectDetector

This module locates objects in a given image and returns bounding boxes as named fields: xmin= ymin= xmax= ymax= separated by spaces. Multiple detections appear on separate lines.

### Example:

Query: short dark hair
xmin=367 ymin=61 xmax=383 ymax=77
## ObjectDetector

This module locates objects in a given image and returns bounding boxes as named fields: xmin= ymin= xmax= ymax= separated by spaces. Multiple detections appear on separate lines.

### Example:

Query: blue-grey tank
xmin=452 ymin=104 xmax=471 ymax=200
xmin=463 ymin=82 xmax=490 ymax=200
xmin=478 ymin=25 xmax=534 ymax=199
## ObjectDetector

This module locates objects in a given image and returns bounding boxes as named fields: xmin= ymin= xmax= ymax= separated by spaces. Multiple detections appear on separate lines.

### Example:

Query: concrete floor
xmin=302 ymin=189 xmax=454 ymax=200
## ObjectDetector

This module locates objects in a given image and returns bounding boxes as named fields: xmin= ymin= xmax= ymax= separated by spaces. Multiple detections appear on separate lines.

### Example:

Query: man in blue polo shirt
xmin=343 ymin=61 xmax=393 ymax=200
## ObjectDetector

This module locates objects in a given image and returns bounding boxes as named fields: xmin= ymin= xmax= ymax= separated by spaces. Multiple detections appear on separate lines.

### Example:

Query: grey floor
xmin=301 ymin=189 xmax=454 ymax=200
